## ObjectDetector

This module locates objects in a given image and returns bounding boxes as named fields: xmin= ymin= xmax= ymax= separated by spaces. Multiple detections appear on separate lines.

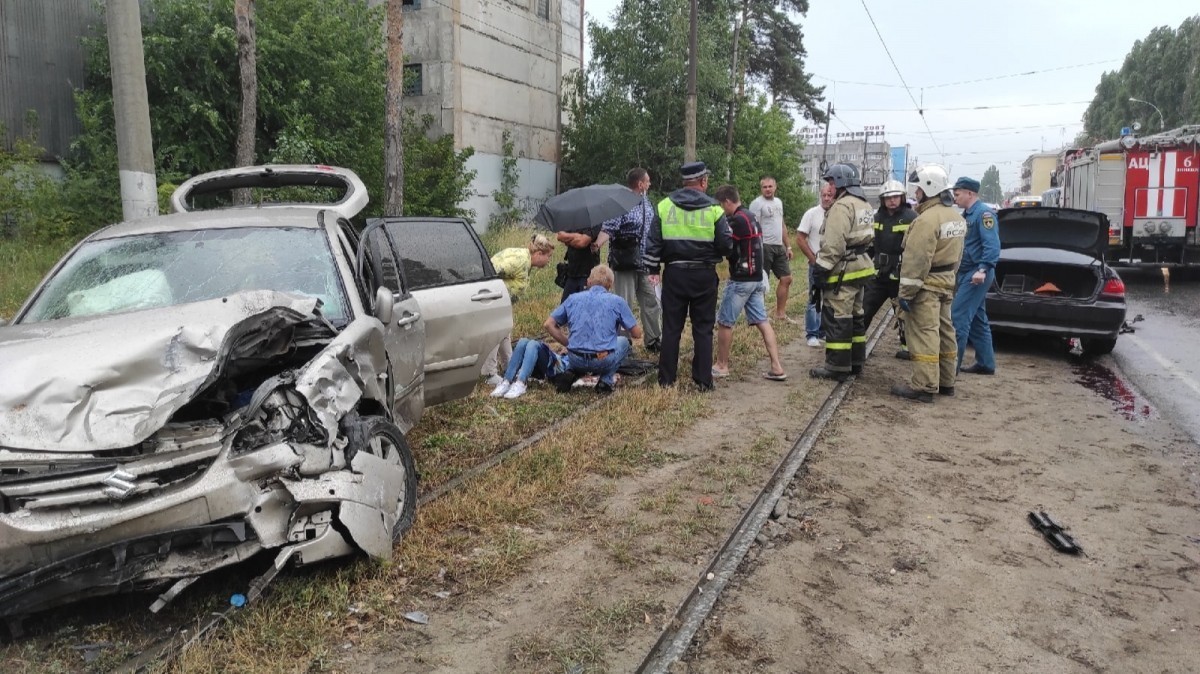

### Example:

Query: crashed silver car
xmin=0 ymin=165 xmax=511 ymax=621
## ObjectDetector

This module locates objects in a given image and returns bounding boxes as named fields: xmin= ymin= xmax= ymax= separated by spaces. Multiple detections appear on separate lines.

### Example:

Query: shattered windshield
xmin=21 ymin=227 xmax=349 ymax=324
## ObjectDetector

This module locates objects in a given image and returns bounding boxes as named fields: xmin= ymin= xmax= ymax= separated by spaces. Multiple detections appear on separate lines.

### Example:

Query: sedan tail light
xmin=1099 ymin=277 xmax=1125 ymax=299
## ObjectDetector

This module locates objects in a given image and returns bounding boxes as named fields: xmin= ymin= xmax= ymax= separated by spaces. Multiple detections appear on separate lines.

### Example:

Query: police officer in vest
xmin=891 ymin=164 xmax=967 ymax=403
xmin=810 ymin=163 xmax=876 ymax=382
xmin=644 ymin=161 xmax=733 ymax=390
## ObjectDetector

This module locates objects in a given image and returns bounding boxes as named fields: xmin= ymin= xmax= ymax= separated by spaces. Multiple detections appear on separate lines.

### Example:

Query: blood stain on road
xmin=1072 ymin=360 xmax=1156 ymax=422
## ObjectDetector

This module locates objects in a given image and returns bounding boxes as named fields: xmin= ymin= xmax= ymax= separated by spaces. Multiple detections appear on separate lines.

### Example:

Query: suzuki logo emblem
xmin=102 ymin=469 xmax=138 ymax=501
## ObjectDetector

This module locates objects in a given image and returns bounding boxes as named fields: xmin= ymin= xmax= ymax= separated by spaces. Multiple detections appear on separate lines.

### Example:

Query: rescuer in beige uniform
xmin=809 ymin=163 xmax=876 ymax=382
xmin=890 ymin=164 xmax=967 ymax=403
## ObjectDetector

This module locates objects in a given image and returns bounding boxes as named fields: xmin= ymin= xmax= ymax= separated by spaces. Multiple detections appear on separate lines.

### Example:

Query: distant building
xmin=2 ymin=0 xmax=583 ymax=228
xmin=369 ymin=0 xmax=582 ymax=226
xmin=798 ymin=126 xmax=892 ymax=191
xmin=0 ymin=0 xmax=93 ymax=161
xmin=1020 ymin=151 xmax=1059 ymax=196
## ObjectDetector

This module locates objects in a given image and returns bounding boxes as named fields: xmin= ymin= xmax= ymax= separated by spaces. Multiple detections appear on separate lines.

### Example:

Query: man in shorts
xmin=749 ymin=175 xmax=794 ymax=321
xmin=711 ymin=185 xmax=787 ymax=381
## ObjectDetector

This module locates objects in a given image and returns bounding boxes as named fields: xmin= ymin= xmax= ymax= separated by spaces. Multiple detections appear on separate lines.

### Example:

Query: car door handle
xmin=396 ymin=311 xmax=421 ymax=328
xmin=471 ymin=290 xmax=504 ymax=302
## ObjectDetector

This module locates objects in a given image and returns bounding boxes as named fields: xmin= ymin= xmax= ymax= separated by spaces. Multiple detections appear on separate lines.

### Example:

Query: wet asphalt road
xmin=1109 ymin=268 xmax=1200 ymax=445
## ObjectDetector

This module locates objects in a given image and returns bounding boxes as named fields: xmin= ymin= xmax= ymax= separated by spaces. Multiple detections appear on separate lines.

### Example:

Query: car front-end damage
xmin=0 ymin=291 xmax=412 ymax=622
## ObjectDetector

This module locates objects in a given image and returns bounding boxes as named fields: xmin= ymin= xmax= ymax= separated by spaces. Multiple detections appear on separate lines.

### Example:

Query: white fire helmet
xmin=879 ymin=180 xmax=906 ymax=199
xmin=906 ymin=164 xmax=950 ymax=201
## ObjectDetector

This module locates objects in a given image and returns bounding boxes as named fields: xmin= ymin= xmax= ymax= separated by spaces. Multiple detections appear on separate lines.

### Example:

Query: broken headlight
xmin=232 ymin=384 xmax=325 ymax=455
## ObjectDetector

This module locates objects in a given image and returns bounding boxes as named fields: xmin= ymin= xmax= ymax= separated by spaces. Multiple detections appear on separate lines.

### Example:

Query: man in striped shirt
xmin=592 ymin=168 xmax=662 ymax=352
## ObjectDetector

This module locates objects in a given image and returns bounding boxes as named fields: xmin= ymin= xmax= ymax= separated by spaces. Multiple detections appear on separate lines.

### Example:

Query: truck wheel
xmin=1082 ymin=337 xmax=1117 ymax=355
xmin=346 ymin=416 xmax=417 ymax=542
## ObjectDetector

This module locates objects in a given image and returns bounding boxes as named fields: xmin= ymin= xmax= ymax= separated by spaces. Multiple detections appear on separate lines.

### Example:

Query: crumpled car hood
xmin=0 ymin=291 xmax=321 ymax=452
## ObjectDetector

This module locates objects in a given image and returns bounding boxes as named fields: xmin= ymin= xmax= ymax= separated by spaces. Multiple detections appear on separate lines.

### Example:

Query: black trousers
xmin=560 ymin=276 xmax=588 ymax=303
xmin=862 ymin=275 xmax=899 ymax=329
xmin=658 ymin=265 xmax=718 ymax=388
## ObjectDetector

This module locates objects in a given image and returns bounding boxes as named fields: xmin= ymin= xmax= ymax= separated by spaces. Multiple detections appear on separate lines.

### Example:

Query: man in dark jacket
xmin=643 ymin=161 xmax=734 ymax=390
xmin=711 ymin=185 xmax=787 ymax=381
xmin=556 ymin=225 xmax=601 ymax=302
xmin=862 ymin=180 xmax=918 ymax=358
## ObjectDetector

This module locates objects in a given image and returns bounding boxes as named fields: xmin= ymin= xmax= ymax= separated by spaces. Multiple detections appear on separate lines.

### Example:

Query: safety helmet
xmin=823 ymin=163 xmax=861 ymax=189
xmin=906 ymin=164 xmax=950 ymax=201
xmin=879 ymin=180 xmax=906 ymax=198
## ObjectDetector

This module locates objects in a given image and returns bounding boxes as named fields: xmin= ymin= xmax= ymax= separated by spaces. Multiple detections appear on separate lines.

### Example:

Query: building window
xmin=537 ymin=0 xmax=550 ymax=19
xmin=404 ymin=64 xmax=423 ymax=96
xmin=402 ymin=0 xmax=419 ymax=7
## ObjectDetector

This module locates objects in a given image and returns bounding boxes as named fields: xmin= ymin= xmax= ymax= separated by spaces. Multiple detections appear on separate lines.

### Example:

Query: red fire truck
xmin=1061 ymin=125 xmax=1200 ymax=265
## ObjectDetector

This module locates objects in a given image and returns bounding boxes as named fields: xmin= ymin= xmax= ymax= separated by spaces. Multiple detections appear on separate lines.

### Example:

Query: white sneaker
xmin=489 ymin=380 xmax=511 ymax=397
xmin=503 ymin=381 xmax=528 ymax=399
xmin=807 ymin=337 xmax=822 ymax=348
xmin=485 ymin=374 xmax=503 ymax=386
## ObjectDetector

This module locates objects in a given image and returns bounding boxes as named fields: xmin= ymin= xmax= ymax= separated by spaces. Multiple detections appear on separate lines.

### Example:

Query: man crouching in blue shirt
xmin=544 ymin=264 xmax=643 ymax=394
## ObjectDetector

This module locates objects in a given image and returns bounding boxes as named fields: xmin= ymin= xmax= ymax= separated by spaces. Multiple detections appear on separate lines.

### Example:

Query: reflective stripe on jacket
xmin=816 ymin=193 xmax=875 ymax=284
xmin=898 ymin=199 xmax=966 ymax=299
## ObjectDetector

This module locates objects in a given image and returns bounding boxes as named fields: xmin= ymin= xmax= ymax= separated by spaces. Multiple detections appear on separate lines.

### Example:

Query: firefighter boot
xmin=890 ymin=383 xmax=933 ymax=403
xmin=810 ymin=367 xmax=850 ymax=382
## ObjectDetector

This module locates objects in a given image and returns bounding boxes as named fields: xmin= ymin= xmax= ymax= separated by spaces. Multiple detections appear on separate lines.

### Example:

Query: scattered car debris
xmin=404 ymin=611 xmax=430 ymax=625
xmin=1028 ymin=511 xmax=1082 ymax=555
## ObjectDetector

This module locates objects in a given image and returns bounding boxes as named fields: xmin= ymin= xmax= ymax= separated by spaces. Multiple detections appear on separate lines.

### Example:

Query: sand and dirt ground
xmin=346 ymin=329 xmax=1200 ymax=673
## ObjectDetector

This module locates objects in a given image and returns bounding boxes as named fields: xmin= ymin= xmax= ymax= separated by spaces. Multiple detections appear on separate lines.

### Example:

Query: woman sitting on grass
xmin=489 ymin=338 xmax=569 ymax=399
xmin=482 ymin=233 xmax=556 ymax=384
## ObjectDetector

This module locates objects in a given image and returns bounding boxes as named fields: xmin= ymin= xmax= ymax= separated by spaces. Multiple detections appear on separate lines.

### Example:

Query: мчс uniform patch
xmin=982 ymin=212 xmax=996 ymax=229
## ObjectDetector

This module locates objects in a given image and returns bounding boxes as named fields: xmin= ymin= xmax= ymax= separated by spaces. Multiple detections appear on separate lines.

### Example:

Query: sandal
xmin=762 ymin=371 xmax=788 ymax=381
xmin=711 ymin=367 xmax=730 ymax=378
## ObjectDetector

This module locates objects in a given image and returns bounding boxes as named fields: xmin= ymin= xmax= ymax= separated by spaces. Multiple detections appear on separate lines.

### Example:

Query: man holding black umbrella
xmin=644 ymin=161 xmax=733 ymax=390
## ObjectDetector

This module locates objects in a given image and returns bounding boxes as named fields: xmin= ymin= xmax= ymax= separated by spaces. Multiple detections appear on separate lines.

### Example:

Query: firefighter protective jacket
xmin=873 ymin=204 xmax=918 ymax=279
xmin=816 ymin=193 xmax=875 ymax=284
xmin=898 ymin=198 xmax=967 ymax=300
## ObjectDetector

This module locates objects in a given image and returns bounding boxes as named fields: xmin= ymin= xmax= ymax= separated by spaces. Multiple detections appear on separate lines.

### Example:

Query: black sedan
xmin=986 ymin=207 xmax=1127 ymax=354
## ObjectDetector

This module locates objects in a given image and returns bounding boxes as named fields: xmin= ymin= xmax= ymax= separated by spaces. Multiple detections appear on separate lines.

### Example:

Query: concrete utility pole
xmin=683 ymin=0 xmax=698 ymax=163
xmin=383 ymin=0 xmax=405 ymax=216
xmin=107 ymin=0 xmax=158 ymax=220
xmin=820 ymin=101 xmax=833 ymax=173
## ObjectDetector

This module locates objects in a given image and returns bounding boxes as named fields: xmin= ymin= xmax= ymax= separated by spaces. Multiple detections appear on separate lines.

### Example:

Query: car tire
xmin=1082 ymin=337 xmax=1117 ymax=355
xmin=345 ymin=416 xmax=417 ymax=543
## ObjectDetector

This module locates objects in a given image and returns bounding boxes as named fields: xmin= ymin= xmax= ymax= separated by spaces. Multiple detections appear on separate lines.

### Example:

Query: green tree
xmin=979 ymin=165 xmax=1002 ymax=204
xmin=1081 ymin=16 xmax=1200 ymax=140
xmin=66 ymin=0 xmax=475 ymax=231
xmin=563 ymin=0 xmax=813 ymax=214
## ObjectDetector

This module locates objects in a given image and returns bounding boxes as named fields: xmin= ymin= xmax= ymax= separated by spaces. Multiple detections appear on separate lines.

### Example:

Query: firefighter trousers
xmin=821 ymin=280 xmax=867 ymax=373
xmin=906 ymin=287 xmax=957 ymax=393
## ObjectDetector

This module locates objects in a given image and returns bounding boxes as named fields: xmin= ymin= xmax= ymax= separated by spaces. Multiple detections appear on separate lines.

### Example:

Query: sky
xmin=580 ymin=0 xmax=1198 ymax=192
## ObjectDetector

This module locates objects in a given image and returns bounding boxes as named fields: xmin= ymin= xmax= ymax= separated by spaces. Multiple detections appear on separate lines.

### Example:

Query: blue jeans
xmin=568 ymin=336 xmax=631 ymax=386
xmin=952 ymin=268 xmax=996 ymax=372
xmin=717 ymin=280 xmax=768 ymax=326
xmin=503 ymin=338 xmax=553 ymax=383
xmin=806 ymin=265 xmax=823 ymax=339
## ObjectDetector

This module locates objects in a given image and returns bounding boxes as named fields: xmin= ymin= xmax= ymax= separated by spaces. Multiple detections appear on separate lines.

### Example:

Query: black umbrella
xmin=533 ymin=184 xmax=644 ymax=233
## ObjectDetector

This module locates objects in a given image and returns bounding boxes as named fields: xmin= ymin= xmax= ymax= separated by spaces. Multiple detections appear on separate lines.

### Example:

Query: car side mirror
xmin=373 ymin=287 xmax=395 ymax=324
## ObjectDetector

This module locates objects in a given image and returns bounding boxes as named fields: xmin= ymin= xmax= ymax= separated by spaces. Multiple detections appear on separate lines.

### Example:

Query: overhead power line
xmin=858 ymin=0 xmax=942 ymax=158
xmin=840 ymin=100 xmax=1091 ymax=112
xmin=812 ymin=58 xmax=1120 ymax=90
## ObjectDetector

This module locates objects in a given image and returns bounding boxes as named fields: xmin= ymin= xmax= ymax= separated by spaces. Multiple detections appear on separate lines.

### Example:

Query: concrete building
xmin=2 ymin=0 xmax=583 ymax=228
xmin=797 ymin=126 xmax=891 ymax=190
xmin=375 ymin=0 xmax=583 ymax=226
xmin=1019 ymin=151 xmax=1058 ymax=196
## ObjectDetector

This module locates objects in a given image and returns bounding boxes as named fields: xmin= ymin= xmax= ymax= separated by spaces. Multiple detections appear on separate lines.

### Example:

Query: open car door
xmin=372 ymin=217 xmax=512 ymax=405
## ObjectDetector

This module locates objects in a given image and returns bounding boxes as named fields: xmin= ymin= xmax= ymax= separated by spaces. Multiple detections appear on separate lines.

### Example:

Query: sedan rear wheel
xmin=1082 ymin=337 xmax=1117 ymax=355
xmin=346 ymin=416 xmax=417 ymax=542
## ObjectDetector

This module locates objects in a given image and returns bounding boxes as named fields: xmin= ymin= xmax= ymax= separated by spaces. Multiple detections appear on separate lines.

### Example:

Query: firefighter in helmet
xmin=809 ymin=163 xmax=875 ymax=382
xmin=891 ymin=164 xmax=966 ymax=403
xmin=862 ymin=179 xmax=918 ymax=357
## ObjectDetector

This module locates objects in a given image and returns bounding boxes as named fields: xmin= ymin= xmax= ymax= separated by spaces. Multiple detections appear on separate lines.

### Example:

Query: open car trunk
xmin=994 ymin=261 xmax=1102 ymax=300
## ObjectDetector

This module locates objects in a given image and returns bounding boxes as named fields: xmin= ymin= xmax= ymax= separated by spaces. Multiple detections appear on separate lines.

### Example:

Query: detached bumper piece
xmin=1028 ymin=510 xmax=1082 ymax=555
